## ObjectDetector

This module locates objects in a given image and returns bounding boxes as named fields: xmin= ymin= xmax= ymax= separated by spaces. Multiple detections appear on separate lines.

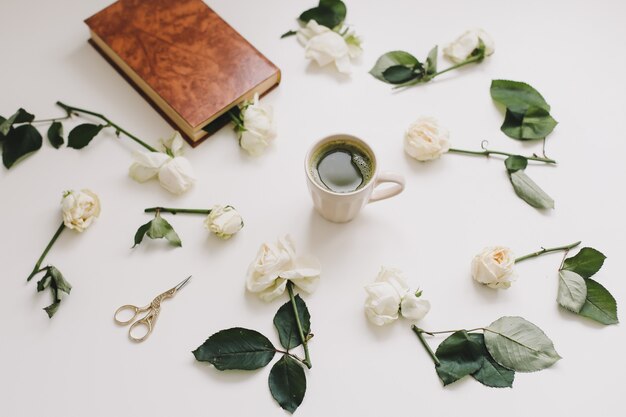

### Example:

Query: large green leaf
xmin=382 ymin=65 xmax=417 ymax=84
xmin=490 ymin=80 xmax=551 ymax=113
xmin=299 ymin=0 xmax=346 ymax=29
xmin=67 ymin=123 xmax=104 ymax=149
xmin=0 ymin=108 xmax=34 ymax=135
xmin=133 ymin=216 xmax=182 ymax=248
xmin=557 ymin=270 xmax=587 ymax=313
xmin=469 ymin=333 xmax=515 ymax=388
xmin=193 ymin=327 xmax=276 ymax=370
xmin=484 ymin=316 xmax=561 ymax=372
xmin=369 ymin=51 xmax=420 ymax=82
xmin=434 ymin=330 xmax=483 ymax=386
xmin=578 ymin=278 xmax=619 ymax=325
xmin=562 ymin=248 xmax=606 ymax=278
xmin=47 ymin=121 xmax=64 ymax=149
xmin=501 ymin=107 xmax=558 ymax=140
xmin=508 ymin=170 xmax=555 ymax=209
xmin=268 ymin=355 xmax=307 ymax=414
xmin=274 ymin=294 xmax=311 ymax=350
xmin=2 ymin=124 xmax=42 ymax=169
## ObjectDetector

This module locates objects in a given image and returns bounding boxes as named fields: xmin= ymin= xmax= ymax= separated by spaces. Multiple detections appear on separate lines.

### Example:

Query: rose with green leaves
xmin=229 ymin=93 xmax=277 ymax=156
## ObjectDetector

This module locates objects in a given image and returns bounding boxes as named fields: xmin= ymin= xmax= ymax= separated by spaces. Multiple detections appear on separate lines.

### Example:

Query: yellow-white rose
xmin=61 ymin=189 xmax=101 ymax=232
xmin=443 ymin=29 xmax=495 ymax=63
xmin=239 ymin=93 xmax=276 ymax=156
xmin=297 ymin=20 xmax=361 ymax=74
xmin=404 ymin=117 xmax=450 ymax=161
xmin=204 ymin=205 xmax=243 ymax=239
xmin=471 ymin=246 xmax=515 ymax=289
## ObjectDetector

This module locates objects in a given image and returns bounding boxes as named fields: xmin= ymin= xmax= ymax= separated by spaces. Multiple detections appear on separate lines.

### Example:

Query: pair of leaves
xmin=491 ymin=80 xmax=558 ymax=140
xmin=133 ymin=215 xmax=182 ymax=248
xmin=192 ymin=295 xmax=312 ymax=413
xmin=434 ymin=317 xmax=559 ymax=388
xmin=558 ymin=248 xmax=618 ymax=325
xmin=504 ymin=155 xmax=554 ymax=209
xmin=369 ymin=47 xmax=438 ymax=86
xmin=299 ymin=0 xmax=346 ymax=29
xmin=34 ymin=266 xmax=72 ymax=318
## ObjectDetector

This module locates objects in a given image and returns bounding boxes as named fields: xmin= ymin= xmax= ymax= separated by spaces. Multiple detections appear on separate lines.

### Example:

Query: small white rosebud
xmin=61 ymin=189 xmax=101 ymax=232
xmin=404 ymin=117 xmax=451 ymax=161
xmin=443 ymin=29 xmax=495 ymax=63
xmin=471 ymin=246 xmax=516 ymax=289
xmin=204 ymin=205 xmax=244 ymax=239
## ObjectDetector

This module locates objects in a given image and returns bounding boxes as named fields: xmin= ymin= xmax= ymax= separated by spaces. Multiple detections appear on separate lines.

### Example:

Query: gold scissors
xmin=114 ymin=276 xmax=192 ymax=342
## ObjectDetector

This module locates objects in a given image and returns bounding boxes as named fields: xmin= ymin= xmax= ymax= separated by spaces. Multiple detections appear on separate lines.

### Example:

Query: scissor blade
xmin=174 ymin=275 xmax=192 ymax=292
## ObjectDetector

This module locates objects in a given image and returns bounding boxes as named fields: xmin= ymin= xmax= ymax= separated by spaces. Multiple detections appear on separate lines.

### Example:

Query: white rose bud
xmin=400 ymin=292 xmax=431 ymax=321
xmin=61 ymin=189 xmax=101 ymax=232
xmin=364 ymin=282 xmax=402 ymax=326
xmin=204 ymin=205 xmax=243 ymax=239
xmin=160 ymin=131 xmax=185 ymax=157
xmin=240 ymin=93 xmax=276 ymax=156
xmin=246 ymin=235 xmax=320 ymax=302
xmin=157 ymin=157 xmax=196 ymax=195
xmin=443 ymin=29 xmax=495 ymax=64
xmin=404 ymin=117 xmax=451 ymax=161
xmin=471 ymin=246 xmax=515 ymax=289
xmin=299 ymin=20 xmax=360 ymax=74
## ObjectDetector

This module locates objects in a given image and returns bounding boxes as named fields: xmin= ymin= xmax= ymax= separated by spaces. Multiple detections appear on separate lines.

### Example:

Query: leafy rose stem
xmin=55 ymin=101 xmax=158 ymax=152
xmin=447 ymin=148 xmax=557 ymax=164
xmin=412 ymin=325 xmax=484 ymax=366
xmin=26 ymin=222 xmax=65 ymax=281
xmin=514 ymin=241 xmax=581 ymax=263
xmin=145 ymin=207 xmax=211 ymax=215
xmin=287 ymin=280 xmax=312 ymax=369
xmin=393 ymin=54 xmax=485 ymax=89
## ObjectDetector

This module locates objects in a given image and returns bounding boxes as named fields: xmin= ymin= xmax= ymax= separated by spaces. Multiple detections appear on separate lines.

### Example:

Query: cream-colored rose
xmin=400 ymin=292 xmax=431 ymax=321
xmin=239 ymin=93 xmax=276 ymax=156
xmin=204 ymin=205 xmax=243 ymax=239
xmin=157 ymin=157 xmax=196 ymax=195
xmin=246 ymin=235 xmax=321 ymax=301
xmin=443 ymin=29 xmax=495 ymax=63
xmin=298 ymin=20 xmax=361 ymax=74
xmin=471 ymin=246 xmax=515 ymax=289
xmin=404 ymin=117 xmax=451 ymax=161
xmin=129 ymin=151 xmax=171 ymax=182
xmin=61 ymin=189 xmax=101 ymax=232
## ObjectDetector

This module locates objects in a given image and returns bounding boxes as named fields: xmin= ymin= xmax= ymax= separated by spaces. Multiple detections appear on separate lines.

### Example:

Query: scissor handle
xmin=114 ymin=304 xmax=149 ymax=325
xmin=127 ymin=310 xmax=158 ymax=343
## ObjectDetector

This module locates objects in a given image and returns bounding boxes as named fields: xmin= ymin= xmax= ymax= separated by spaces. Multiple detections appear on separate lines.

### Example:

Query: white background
xmin=1 ymin=0 xmax=625 ymax=416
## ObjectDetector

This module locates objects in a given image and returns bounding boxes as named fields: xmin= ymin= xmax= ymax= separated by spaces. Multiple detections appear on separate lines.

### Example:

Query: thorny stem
xmin=27 ymin=222 xmax=65 ymax=281
xmin=393 ymin=54 xmax=486 ymax=89
xmin=144 ymin=207 xmax=211 ymax=215
xmin=287 ymin=281 xmax=312 ymax=369
xmin=448 ymin=147 xmax=557 ymax=164
xmin=411 ymin=326 xmax=440 ymax=366
xmin=515 ymin=241 xmax=582 ymax=263
xmin=56 ymin=101 xmax=158 ymax=152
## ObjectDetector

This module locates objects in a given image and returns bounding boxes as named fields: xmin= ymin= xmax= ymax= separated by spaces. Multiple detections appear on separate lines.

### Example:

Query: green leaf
xmin=44 ymin=302 xmax=60 ymax=318
xmin=67 ymin=123 xmax=104 ymax=149
xmin=268 ymin=355 xmax=307 ymax=414
xmin=562 ymin=247 xmax=606 ymax=278
xmin=508 ymin=170 xmax=555 ymax=209
xmin=0 ymin=108 xmax=35 ymax=135
xmin=490 ymin=80 xmax=551 ymax=113
xmin=504 ymin=155 xmax=528 ymax=173
xmin=501 ymin=107 xmax=558 ymax=140
xmin=35 ymin=265 xmax=71 ymax=318
xmin=469 ymin=333 xmax=515 ymax=388
xmin=435 ymin=330 xmax=484 ymax=386
xmin=132 ymin=216 xmax=182 ymax=248
xmin=557 ymin=270 xmax=587 ymax=313
xmin=382 ymin=65 xmax=418 ymax=84
xmin=299 ymin=0 xmax=346 ymax=29
xmin=425 ymin=45 xmax=438 ymax=76
xmin=281 ymin=30 xmax=297 ymax=38
xmin=47 ymin=121 xmax=64 ymax=148
xmin=484 ymin=316 xmax=561 ymax=372
xmin=192 ymin=327 xmax=276 ymax=370
xmin=274 ymin=294 xmax=311 ymax=350
xmin=578 ymin=278 xmax=619 ymax=325
xmin=2 ymin=124 xmax=42 ymax=169
xmin=0 ymin=116 xmax=6 ymax=141
xmin=369 ymin=51 xmax=420 ymax=82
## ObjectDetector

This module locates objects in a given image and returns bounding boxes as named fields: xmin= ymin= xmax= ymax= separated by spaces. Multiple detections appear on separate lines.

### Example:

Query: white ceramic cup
xmin=305 ymin=134 xmax=405 ymax=223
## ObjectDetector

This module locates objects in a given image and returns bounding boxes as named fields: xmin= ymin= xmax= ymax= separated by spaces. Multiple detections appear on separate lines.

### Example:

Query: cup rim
xmin=304 ymin=134 xmax=378 ymax=197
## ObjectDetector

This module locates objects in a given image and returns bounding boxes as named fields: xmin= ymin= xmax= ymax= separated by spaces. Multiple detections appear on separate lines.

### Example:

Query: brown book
xmin=85 ymin=0 xmax=281 ymax=146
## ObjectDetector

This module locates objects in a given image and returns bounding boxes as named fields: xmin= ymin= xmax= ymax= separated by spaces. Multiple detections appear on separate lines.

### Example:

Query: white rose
xmin=157 ymin=156 xmax=196 ymax=195
xmin=204 ymin=205 xmax=243 ymax=239
xmin=239 ymin=93 xmax=276 ymax=156
xmin=364 ymin=267 xmax=430 ymax=326
xmin=443 ymin=29 xmax=495 ymax=64
xmin=246 ymin=235 xmax=321 ymax=302
xmin=129 ymin=151 xmax=171 ymax=182
xmin=471 ymin=246 xmax=515 ymax=289
xmin=160 ymin=131 xmax=185 ymax=157
xmin=61 ymin=189 xmax=101 ymax=232
xmin=404 ymin=117 xmax=451 ymax=161
xmin=298 ymin=20 xmax=361 ymax=74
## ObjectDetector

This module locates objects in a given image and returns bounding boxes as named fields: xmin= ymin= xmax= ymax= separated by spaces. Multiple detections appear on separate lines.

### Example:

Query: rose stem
xmin=393 ymin=54 xmax=485 ymax=89
xmin=448 ymin=148 xmax=556 ymax=164
xmin=27 ymin=223 xmax=65 ymax=281
xmin=411 ymin=326 xmax=440 ymax=366
xmin=514 ymin=241 xmax=582 ymax=264
xmin=286 ymin=280 xmax=312 ymax=369
xmin=55 ymin=101 xmax=158 ymax=152
xmin=144 ymin=207 xmax=211 ymax=215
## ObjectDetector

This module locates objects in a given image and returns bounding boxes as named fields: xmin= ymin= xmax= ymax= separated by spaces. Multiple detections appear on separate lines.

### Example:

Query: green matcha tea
xmin=310 ymin=141 xmax=374 ymax=193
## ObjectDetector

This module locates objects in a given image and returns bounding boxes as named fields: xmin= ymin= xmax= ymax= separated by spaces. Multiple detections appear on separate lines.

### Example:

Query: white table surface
xmin=2 ymin=0 xmax=625 ymax=416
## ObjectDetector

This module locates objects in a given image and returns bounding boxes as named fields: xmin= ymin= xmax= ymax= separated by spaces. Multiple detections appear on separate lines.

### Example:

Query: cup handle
xmin=368 ymin=171 xmax=405 ymax=203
